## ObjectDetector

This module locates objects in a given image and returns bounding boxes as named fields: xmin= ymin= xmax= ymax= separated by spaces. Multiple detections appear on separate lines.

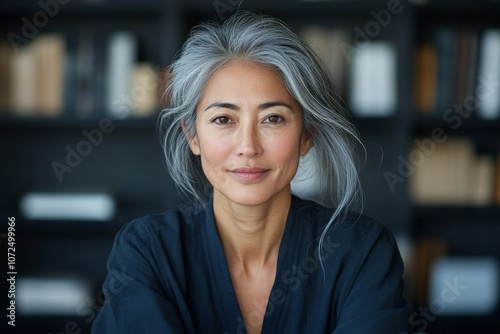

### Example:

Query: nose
xmin=236 ymin=121 xmax=263 ymax=158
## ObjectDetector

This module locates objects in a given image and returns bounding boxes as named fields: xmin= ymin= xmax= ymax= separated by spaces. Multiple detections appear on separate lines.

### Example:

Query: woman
xmin=92 ymin=11 xmax=413 ymax=334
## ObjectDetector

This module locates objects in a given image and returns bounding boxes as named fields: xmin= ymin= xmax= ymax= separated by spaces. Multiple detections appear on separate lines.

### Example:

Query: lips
xmin=229 ymin=167 xmax=270 ymax=181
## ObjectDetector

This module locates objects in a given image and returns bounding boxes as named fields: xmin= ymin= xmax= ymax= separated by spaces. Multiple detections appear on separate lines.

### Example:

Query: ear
xmin=299 ymin=130 xmax=313 ymax=156
xmin=189 ymin=135 xmax=201 ymax=156
xmin=182 ymin=119 xmax=201 ymax=156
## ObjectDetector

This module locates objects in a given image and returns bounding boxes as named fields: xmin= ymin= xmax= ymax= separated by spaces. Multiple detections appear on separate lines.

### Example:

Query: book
xmin=328 ymin=29 xmax=350 ymax=98
xmin=496 ymin=153 xmax=500 ymax=205
xmin=158 ymin=66 xmax=171 ymax=109
xmin=9 ymin=34 xmax=66 ymax=117
xmin=75 ymin=33 xmax=95 ymax=118
xmin=33 ymin=34 xmax=66 ymax=116
xmin=454 ymin=29 xmax=477 ymax=106
xmin=410 ymin=137 xmax=496 ymax=205
xmin=300 ymin=26 xmax=349 ymax=99
xmin=465 ymin=29 xmax=479 ymax=104
xmin=443 ymin=138 xmax=472 ymax=204
xmin=0 ymin=41 xmax=13 ymax=111
xmin=434 ymin=28 xmax=458 ymax=115
xmin=409 ymin=138 xmax=439 ymax=204
xmin=413 ymin=237 xmax=448 ymax=306
xmin=415 ymin=27 xmax=483 ymax=117
xmin=92 ymin=34 xmax=107 ymax=114
xmin=348 ymin=41 xmax=397 ymax=117
xmin=300 ymin=25 xmax=331 ymax=67
xmin=105 ymin=32 xmax=137 ymax=119
xmin=477 ymin=29 xmax=500 ymax=119
xmin=130 ymin=62 xmax=159 ymax=116
xmin=11 ymin=42 xmax=36 ymax=115
xmin=62 ymin=34 xmax=77 ymax=117
xmin=471 ymin=154 xmax=495 ymax=206
xmin=414 ymin=43 xmax=437 ymax=114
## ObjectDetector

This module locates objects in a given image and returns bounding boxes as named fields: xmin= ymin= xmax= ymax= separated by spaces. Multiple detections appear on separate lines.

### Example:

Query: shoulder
xmin=105 ymin=202 xmax=212 ymax=287
xmin=292 ymin=195 xmax=389 ymax=238
xmin=117 ymin=211 xmax=181 ymax=243
xmin=113 ymin=201 xmax=209 ymax=250
xmin=291 ymin=195 xmax=398 ymax=257
xmin=293 ymin=199 xmax=413 ymax=333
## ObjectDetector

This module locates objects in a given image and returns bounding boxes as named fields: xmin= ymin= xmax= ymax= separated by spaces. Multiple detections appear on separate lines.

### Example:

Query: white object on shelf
xmin=17 ymin=277 xmax=91 ymax=316
xmin=428 ymin=256 xmax=499 ymax=315
xmin=20 ymin=192 xmax=115 ymax=221
xmin=106 ymin=32 xmax=137 ymax=119
xmin=477 ymin=29 xmax=500 ymax=119
xmin=349 ymin=41 xmax=397 ymax=117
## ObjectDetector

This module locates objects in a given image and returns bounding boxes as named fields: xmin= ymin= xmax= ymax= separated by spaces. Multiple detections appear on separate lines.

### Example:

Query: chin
xmin=215 ymin=186 xmax=291 ymax=207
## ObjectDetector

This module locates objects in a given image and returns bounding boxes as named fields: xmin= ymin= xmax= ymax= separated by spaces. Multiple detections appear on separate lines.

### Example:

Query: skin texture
xmin=188 ymin=60 xmax=312 ymax=333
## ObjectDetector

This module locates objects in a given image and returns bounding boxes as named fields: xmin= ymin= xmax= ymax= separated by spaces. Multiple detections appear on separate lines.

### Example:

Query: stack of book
xmin=0 ymin=32 xmax=164 ymax=119
xmin=0 ymin=34 xmax=65 ymax=116
xmin=300 ymin=25 xmax=397 ymax=117
xmin=409 ymin=137 xmax=500 ymax=206
xmin=300 ymin=26 xmax=350 ymax=100
xmin=414 ymin=28 xmax=500 ymax=119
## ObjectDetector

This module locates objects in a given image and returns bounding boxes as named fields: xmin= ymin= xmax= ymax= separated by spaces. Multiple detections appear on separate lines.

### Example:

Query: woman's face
xmin=189 ymin=60 xmax=311 ymax=206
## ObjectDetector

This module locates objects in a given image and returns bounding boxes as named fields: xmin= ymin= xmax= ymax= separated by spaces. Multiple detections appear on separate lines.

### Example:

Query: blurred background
xmin=1 ymin=0 xmax=499 ymax=333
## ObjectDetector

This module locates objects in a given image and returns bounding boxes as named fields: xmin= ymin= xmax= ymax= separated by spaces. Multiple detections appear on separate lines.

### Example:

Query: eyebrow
xmin=204 ymin=101 xmax=294 ymax=112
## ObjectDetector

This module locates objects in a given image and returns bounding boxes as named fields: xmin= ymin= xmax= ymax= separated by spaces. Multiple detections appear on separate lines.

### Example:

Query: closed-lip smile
xmin=229 ymin=167 xmax=270 ymax=181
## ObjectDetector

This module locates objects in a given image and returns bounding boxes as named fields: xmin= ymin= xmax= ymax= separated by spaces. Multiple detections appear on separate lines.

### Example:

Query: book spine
xmin=0 ymin=42 xmax=13 ymax=112
xmin=414 ymin=44 xmax=437 ymax=114
xmin=434 ymin=28 xmax=457 ymax=115
xmin=75 ymin=33 xmax=95 ymax=118
xmin=35 ymin=34 xmax=65 ymax=117
xmin=105 ymin=32 xmax=137 ymax=119
xmin=477 ymin=29 xmax=500 ymax=119
xmin=11 ymin=43 xmax=36 ymax=115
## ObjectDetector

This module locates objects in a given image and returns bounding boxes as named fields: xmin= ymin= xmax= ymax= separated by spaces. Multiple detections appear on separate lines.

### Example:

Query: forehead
xmin=199 ymin=60 xmax=296 ymax=103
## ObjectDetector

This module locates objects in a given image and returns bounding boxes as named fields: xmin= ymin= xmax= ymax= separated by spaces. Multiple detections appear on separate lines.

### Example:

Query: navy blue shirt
xmin=92 ymin=196 xmax=413 ymax=333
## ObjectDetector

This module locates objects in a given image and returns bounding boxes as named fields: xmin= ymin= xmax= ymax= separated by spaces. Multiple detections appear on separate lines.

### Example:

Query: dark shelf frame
xmin=2 ymin=1 xmax=500 ymax=333
xmin=0 ymin=114 xmax=159 ymax=130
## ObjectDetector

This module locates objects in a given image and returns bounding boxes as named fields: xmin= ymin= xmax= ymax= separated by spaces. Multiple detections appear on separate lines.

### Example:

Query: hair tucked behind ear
xmin=158 ymin=10 xmax=363 ymax=262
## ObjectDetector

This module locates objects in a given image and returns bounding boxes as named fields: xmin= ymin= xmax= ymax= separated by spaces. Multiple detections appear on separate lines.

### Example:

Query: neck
xmin=213 ymin=188 xmax=291 ymax=271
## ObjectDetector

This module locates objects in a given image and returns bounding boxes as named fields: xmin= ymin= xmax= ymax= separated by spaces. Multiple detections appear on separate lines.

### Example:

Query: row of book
xmin=414 ymin=28 xmax=500 ymax=118
xmin=300 ymin=25 xmax=500 ymax=119
xmin=300 ymin=26 xmax=397 ymax=117
xmin=409 ymin=137 xmax=500 ymax=206
xmin=0 ymin=32 xmax=166 ymax=118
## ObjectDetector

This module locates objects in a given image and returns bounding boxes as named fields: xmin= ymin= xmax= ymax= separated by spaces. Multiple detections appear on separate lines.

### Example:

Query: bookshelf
xmin=409 ymin=2 xmax=500 ymax=334
xmin=1 ymin=0 xmax=499 ymax=333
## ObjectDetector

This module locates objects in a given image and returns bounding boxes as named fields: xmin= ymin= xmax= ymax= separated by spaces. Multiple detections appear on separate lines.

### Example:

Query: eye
xmin=212 ymin=116 xmax=232 ymax=124
xmin=264 ymin=115 xmax=284 ymax=123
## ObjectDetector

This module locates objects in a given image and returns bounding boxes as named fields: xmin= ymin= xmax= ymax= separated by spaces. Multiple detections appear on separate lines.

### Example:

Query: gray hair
xmin=159 ymin=11 xmax=363 ymax=258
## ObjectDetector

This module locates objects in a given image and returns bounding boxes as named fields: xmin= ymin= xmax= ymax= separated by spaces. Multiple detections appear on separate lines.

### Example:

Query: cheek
xmin=197 ymin=132 xmax=231 ymax=169
xmin=268 ymin=132 xmax=302 ymax=167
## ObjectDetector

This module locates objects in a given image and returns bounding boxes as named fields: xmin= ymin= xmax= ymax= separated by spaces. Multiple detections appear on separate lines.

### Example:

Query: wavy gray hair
xmin=159 ymin=10 xmax=363 ymax=257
